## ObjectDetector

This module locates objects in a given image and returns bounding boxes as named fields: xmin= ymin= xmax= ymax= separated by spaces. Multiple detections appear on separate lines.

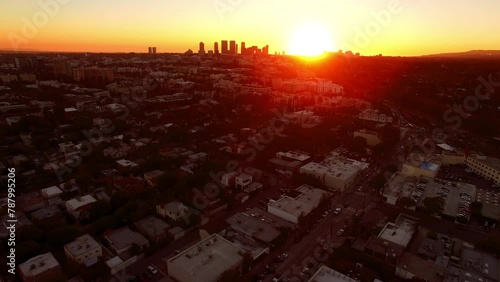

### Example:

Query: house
xmin=64 ymin=234 xmax=102 ymax=265
xmin=104 ymin=227 xmax=150 ymax=255
xmin=156 ymin=201 xmax=189 ymax=222
xmin=65 ymin=195 xmax=97 ymax=220
xmin=144 ymin=170 xmax=165 ymax=187
xmin=134 ymin=216 xmax=171 ymax=243
xmin=18 ymin=252 xmax=63 ymax=282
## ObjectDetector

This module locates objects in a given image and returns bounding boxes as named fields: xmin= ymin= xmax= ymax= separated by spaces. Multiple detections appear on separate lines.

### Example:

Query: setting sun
xmin=288 ymin=23 xmax=335 ymax=56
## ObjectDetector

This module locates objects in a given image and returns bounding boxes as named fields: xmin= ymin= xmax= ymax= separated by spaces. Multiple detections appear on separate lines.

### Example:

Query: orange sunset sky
xmin=1 ymin=0 xmax=499 ymax=56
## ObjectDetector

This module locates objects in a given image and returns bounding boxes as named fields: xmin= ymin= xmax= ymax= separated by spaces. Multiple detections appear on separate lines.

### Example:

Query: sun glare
xmin=288 ymin=23 xmax=335 ymax=57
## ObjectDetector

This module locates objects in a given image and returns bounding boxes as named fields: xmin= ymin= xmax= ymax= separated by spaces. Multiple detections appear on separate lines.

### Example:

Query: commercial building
xmin=446 ymin=247 xmax=500 ymax=282
xmin=104 ymin=227 xmax=149 ymax=255
xmin=65 ymin=195 xmax=97 ymax=220
xmin=64 ymin=234 xmax=102 ymax=265
xmin=229 ymin=40 xmax=236 ymax=54
xmin=358 ymin=109 xmax=393 ymax=123
xmin=221 ymin=40 xmax=228 ymax=55
xmin=227 ymin=212 xmax=281 ymax=245
xmin=353 ymin=129 xmax=381 ymax=146
xmin=214 ymin=42 xmax=219 ymax=54
xmin=267 ymin=185 xmax=332 ymax=224
xmin=19 ymin=252 xmax=63 ymax=282
xmin=401 ymin=153 xmax=442 ymax=178
xmin=364 ymin=214 xmax=418 ymax=265
xmin=166 ymin=234 xmax=244 ymax=282
xmin=307 ymin=265 xmax=358 ymax=282
xmin=465 ymin=154 xmax=500 ymax=185
xmin=300 ymin=155 xmax=368 ymax=191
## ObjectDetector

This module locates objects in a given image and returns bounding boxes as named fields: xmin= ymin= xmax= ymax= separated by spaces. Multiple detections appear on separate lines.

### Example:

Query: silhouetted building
xmin=52 ymin=61 xmax=73 ymax=78
xmin=152 ymin=47 xmax=157 ymax=54
xmin=198 ymin=42 xmax=205 ymax=55
xmin=148 ymin=47 xmax=152 ymax=54
xmin=229 ymin=40 xmax=236 ymax=54
xmin=73 ymin=67 xmax=114 ymax=83
xmin=221 ymin=40 xmax=228 ymax=54
xmin=214 ymin=42 xmax=219 ymax=54
xmin=262 ymin=45 xmax=269 ymax=55
xmin=241 ymin=42 xmax=246 ymax=55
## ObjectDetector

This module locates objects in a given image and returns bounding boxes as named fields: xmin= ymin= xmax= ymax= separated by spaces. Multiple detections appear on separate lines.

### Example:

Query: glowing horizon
xmin=1 ymin=0 xmax=500 ymax=56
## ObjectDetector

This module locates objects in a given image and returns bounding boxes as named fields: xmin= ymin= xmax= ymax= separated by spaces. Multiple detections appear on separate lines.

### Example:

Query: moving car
xmin=147 ymin=265 xmax=158 ymax=275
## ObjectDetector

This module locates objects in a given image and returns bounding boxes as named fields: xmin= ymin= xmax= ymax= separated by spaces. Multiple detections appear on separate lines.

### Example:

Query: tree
xmin=219 ymin=269 xmax=240 ymax=282
xmin=242 ymin=252 xmax=253 ymax=273
xmin=471 ymin=202 xmax=483 ymax=217
xmin=427 ymin=231 xmax=438 ymax=240
xmin=47 ymin=225 xmax=79 ymax=246
xmin=129 ymin=243 xmax=142 ymax=256
xmin=421 ymin=197 xmax=443 ymax=215
xmin=89 ymin=199 xmax=111 ymax=222
xmin=110 ymin=190 xmax=130 ymax=210
xmin=397 ymin=197 xmax=415 ymax=208
xmin=16 ymin=241 xmax=42 ymax=263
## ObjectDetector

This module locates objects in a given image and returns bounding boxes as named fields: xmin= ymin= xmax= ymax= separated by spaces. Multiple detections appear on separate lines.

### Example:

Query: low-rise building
xmin=300 ymin=155 xmax=368 ymax=191
xmin=165 ymin=234 xmax=244 ymax=282
xmin=144 ymin=170 xmax=165 ymax=187
xmin=267 ymin=185 xmax=332 ymax=224
xmin=353 ymin=129 xmax=381 ymax=146
xmin=402 ymin=153 xmax=442 ymax=179
xmin=307 ymin=265 xmax=357 ymax=282
xmin=134 ymin=216 xmax=171 ymax=243
xmin=227 ymin=212 xmax=281 ymax=245
xmin=65 ymin=195 xmax=97 ymax=220
xmin=465 ymin=154 xmax=500 ymax=185
xmin=19 ymin=252 xmax=63 ymax=282
xmin=105 ymin=227 xmax=149 ymax=255
xmin=364 ymin=214 xmax=418 ymax=265
xmin=156 ymin=200 xmax=189 ymax=222
xmin=64 ymin=234 xmax=102 ymax=265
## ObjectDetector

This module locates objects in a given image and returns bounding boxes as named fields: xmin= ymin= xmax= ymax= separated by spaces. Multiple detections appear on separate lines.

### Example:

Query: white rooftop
xmin=277 ymin=151 xmax=311 ymax=162
xmin=167 ymin=234 xmax=243 ymax=282
xmin=268 ymin=185 xmax=331 ymax=220
xmin=301 ymin=156 xmax=368 ymax=180
xmin=378 ymin=215 xmax=418 ymax=247
xmin=64 ymin=234 xmax=100 ymax=258
xmin=41 ymin=186 xmax=63 ymax=197
xmin=307 ymin=265 xmax=357 ymax=282
xmin=66 ymin=195 xmax=96 ymax=211
xmin=116 ymin=159 xmax=138 ymax=167
xmin=19 ymin=252 xmax=60 ymax=277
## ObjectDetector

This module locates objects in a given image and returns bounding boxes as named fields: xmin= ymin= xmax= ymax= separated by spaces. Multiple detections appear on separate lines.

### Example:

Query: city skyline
xmin=2 ymin=0 xmax=500 ymax=56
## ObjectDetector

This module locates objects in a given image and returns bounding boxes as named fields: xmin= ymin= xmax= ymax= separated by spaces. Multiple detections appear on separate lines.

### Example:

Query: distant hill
xmin=421 ymin=50 xmax=500 ymax=58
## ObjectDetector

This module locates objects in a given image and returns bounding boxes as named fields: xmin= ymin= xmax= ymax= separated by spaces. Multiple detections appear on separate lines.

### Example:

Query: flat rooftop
xmin=105 ymin=227 xmax=148 ymax=252
xmin=459 ymin=247 xmax=499 ymax=281
xmin=167 ymin=234 xmax=243 ymax=282
xmin=378 ymin=214 xmax=418 ymax=247
xmin=66 ymin=195 xmax=96 ymax=210
xmin=421 ymin=180 xmax=476 ymax=218
xmin=245 ymin=208 xmax=296 ymax=230
xmin=301 ymin=156 xmax=368 ymax=180
xmin=468 ymin=154 xmax=500 ymax=171
xmin=64 ymin=234 xmax=100 ymax=258
xmin=277 ymin=151 xmax=311 ymax=162
xmin=227 ymin=212 xmax=281 ymax=243
xmin=135 ymin=216 xmax=171 ymax=236
xmin=383 ymin=173 xmax=416 ymax=199
xmin=398 ymin=252 xmax=448 ymax=282
xmin=19 ymin=252 xmax=59 ymax=277
xmin=307 ymin=265 xmax=357 ymax=282
xmin=268 ymin=185 xmax=331 ymax=220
